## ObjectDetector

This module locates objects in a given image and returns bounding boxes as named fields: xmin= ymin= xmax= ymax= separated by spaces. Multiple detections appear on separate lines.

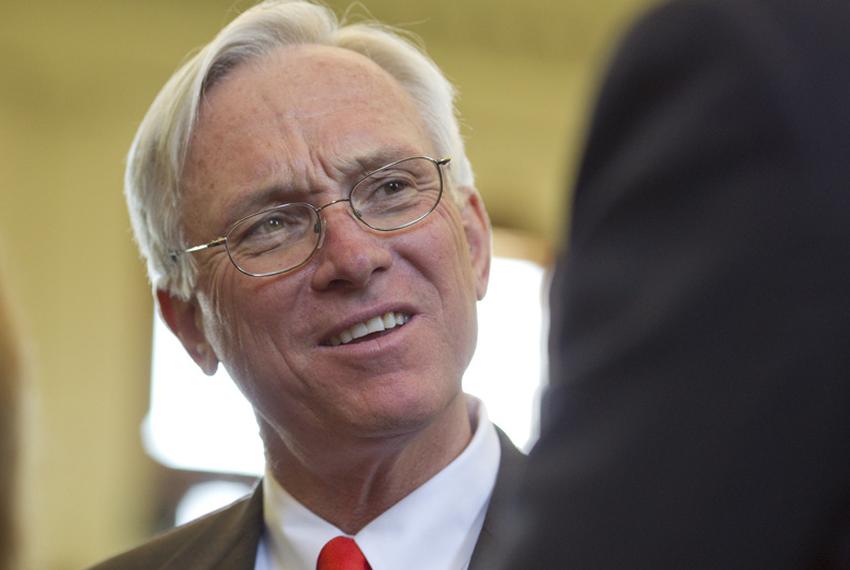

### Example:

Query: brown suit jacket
xmin=90 ymin=428 xmax=525 ymax=569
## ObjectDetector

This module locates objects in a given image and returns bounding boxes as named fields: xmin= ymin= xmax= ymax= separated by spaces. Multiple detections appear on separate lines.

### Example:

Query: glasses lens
xmin=226 ymin=203 xmax=320 ymax=276
xmin=351 ymin=157 xmax=443 ymax=231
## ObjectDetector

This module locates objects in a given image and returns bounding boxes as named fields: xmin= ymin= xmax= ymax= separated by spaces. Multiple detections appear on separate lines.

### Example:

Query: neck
xmin=261 ymin=394 xmax=472 ymax=534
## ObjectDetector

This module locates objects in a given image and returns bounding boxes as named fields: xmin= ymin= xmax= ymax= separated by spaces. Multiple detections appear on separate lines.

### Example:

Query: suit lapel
xmin=468 ymin=428 xmax=526 ymax=569
xmin=163 ymin=483 xmax=265 ymax=570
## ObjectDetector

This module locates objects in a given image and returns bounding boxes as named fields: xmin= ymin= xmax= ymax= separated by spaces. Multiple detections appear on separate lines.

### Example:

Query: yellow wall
xmin=0 ymin=1 xmax=651 ymax=567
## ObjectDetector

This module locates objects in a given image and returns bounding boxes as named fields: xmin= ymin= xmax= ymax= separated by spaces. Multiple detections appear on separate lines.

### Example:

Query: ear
xmin=458 ymin=187 xmax=492 ymax=300
xmin=156 ymin=289 xmax=219 ymax=376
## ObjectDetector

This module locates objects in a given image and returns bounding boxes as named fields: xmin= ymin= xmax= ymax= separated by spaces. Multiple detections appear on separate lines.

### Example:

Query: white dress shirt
xmin=254 ymin=395 xmax=501 ymax=570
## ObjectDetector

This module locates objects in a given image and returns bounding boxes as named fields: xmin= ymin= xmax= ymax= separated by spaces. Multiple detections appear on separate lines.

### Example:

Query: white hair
xmin=126 ymin=0 xmax=474 ymax=300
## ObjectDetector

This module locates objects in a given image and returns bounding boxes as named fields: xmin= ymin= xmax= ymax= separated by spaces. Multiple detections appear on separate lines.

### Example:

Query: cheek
xmin=197 ymin=279 xmax=298 ymax=410
xmin=419 ymin=209 xmax=478 ymax=300
xmin=197 ymin=259 xmax=273 ymax=361
xmin=195 ymin=258 xmax=234 ymax=344
xmin=407 ymin=211 xmax=481 ymax=362
xmin=199 ymin=263 xmax=311 ymax=379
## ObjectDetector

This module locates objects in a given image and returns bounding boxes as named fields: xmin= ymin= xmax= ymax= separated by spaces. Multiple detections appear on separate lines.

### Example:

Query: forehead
xmin=180 ymin=45 xmax=433 ymax=234
xmin=198 ymin=44 xmax=424 ymax=131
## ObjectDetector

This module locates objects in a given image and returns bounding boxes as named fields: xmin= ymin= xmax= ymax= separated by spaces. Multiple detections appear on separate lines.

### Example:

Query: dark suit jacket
xmin=90 ymin=428 xmax=524 ymax=569
xmin=501 ymin=0 xmax=850 ymax=568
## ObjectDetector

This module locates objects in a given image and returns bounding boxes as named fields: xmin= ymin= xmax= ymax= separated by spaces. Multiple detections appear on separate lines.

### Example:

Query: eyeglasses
xmin=173 ymin=155 xmax=451 ymax=277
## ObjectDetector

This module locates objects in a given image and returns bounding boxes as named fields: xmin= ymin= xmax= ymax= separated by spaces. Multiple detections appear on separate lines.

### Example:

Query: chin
xmin=349 ymin=384 xmax=463 ymax=439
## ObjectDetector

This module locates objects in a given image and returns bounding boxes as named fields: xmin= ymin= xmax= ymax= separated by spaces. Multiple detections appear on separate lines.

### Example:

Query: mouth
xmin=324 ymin=311 xmax=412 ymax=347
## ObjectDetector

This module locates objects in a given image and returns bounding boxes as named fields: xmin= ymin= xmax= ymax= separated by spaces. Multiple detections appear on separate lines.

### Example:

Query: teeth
xmin=351 ymin=322 xmax=368 ymax=340
xmin=328 ymin=311 xmax=410 ymax=346
xmin=366 ymin=316 xmax=385 ymax=334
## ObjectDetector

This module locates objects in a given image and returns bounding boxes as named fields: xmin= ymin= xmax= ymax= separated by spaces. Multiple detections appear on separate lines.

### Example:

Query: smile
xmin=327 ymin=311 xmax=411 ymax=346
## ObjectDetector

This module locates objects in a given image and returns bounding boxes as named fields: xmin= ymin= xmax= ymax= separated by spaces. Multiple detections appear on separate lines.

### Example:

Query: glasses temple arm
xmin=170 ymin=237 xmax=227 ymax=262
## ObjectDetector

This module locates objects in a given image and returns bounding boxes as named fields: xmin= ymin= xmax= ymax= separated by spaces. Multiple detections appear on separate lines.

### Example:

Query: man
xmin=92 ymin=1 xmax=523 ymax=568
xmin=499 ymin=0 xmax=850 ymax=567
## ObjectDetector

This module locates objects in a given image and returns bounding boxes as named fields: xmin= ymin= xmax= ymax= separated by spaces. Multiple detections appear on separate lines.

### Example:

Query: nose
xmin=310 ymin=200 xmax=392 ymax=291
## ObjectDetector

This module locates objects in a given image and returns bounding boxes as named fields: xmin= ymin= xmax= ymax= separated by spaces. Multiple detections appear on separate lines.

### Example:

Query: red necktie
xmin=316 ymin=536 xmax=372 ymax=570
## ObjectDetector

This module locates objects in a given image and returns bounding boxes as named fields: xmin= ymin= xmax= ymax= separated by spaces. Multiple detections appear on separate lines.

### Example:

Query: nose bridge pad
xmin=316 ymin=198 xmax=360 ymax=243
xmin=314 ymin=199 xmax=345 ymax=253
xmin=314 ymin=216 xmax=326 ymax=251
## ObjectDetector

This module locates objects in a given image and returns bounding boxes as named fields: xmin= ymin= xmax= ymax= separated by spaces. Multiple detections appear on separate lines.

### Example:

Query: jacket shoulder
xmin=88 ymin=485 xmax=263 ymax=570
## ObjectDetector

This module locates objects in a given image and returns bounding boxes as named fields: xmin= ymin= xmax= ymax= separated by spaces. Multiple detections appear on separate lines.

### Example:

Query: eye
xmin=381 ymin=179 xmax=412 ymax=195
xmin=258 ymin=215 xmax=285 ymax=233
xmin=359 ymin=170 xmax=419 ymax=202
xmin=230 ymin=205 xmax=313 ymax=252
xmin=247 ymin=212 xmax=293 ymax=237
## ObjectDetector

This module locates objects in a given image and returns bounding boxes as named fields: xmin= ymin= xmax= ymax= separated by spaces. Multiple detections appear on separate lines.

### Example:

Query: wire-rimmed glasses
xmin=172 ymin=155 xmax=451 ymax=277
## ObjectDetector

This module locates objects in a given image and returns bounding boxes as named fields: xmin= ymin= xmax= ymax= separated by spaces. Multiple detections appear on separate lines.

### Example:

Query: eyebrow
xmin=224 ymin=185 xmax=310 ymax=227
xmin=351 ymin=147 xmax=419 ymax=173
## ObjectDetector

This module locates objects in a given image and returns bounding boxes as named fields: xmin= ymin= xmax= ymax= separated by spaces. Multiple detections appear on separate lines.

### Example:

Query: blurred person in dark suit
xmin=0 ymin=271 xmax=21 ymax=570
xmin=501 ymin=0 xmax=850 ymax=568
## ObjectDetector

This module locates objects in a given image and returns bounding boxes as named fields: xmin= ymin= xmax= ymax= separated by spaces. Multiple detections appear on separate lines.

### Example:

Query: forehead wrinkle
xmin=260 ymin=45 xmax=393 ymax=112
xmin=256 ymin=45 xmax=432 ymax=145
xmin=184 ymin=108 xmax=307 ymax=236
xmin=191 ymin=44 xmax=433 ymax=177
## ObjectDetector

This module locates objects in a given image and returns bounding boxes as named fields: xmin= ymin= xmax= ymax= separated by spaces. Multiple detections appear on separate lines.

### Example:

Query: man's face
xmin=167 ymin=45 xmax=491 ymax=445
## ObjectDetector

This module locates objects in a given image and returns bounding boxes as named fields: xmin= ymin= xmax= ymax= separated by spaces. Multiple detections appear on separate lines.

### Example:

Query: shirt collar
xmin=260 ymin=394 xmax=501 ymax=570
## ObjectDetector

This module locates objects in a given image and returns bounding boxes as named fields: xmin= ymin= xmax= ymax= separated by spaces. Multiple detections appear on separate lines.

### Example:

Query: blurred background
xmin=0 ymin=0 xmax=656 ymax=567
